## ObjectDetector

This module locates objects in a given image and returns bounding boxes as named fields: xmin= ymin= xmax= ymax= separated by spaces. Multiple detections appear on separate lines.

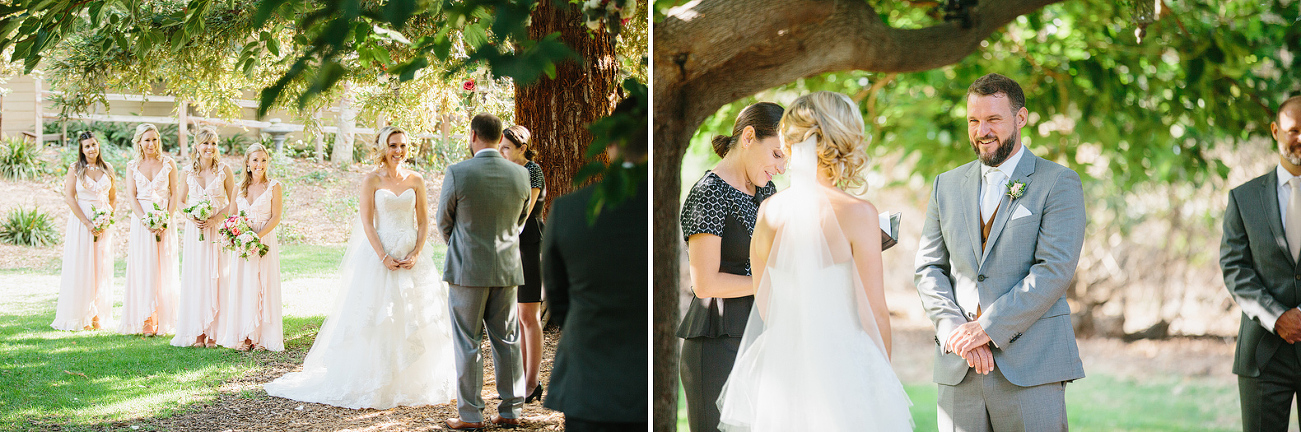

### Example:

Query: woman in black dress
xmin=499 ymin=124 xmax=548 ymax=403
xmin=679 ymin=102 xmax=786 ymax=432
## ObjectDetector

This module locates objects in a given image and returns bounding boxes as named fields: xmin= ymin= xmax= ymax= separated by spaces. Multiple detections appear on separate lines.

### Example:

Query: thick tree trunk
xmin=652 ymin=0 xmax=1065 ymax=428
xmin=516 ymin=0 xmax=619 ymax=219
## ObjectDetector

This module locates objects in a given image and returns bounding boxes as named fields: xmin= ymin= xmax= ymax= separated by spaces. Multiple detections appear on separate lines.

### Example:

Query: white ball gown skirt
xmin=264 ymin=189 xmax=455 ymax=409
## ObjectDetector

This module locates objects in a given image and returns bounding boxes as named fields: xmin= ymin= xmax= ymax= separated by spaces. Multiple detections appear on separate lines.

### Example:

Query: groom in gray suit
xmin=1222 ymin=95 xmax=1301 ymax=432
xmin=915 ymin=73 xmax=1086 ymax=431
xmin=437 ymin=113 xmax=532 ymax=430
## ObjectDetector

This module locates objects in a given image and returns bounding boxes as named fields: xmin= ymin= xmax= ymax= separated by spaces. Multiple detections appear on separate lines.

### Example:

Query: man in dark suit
xmin=542 ymin=98 xmax=648 ymax=432
xmin=1222 ymin=95 xmax=1301 ymax=432
xmin=437 ymin=113 xmax=532 ymax=430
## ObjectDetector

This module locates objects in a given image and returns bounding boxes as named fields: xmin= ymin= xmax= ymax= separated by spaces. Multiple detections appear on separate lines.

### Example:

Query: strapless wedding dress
xmin=264 ymin=188 xmax=456 ymax=409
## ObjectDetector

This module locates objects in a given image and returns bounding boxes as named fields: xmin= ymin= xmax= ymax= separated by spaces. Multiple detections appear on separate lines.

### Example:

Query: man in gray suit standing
xmin=437 ymin=113 xmax=531 ymax=430
xmin=1222 ymin=95 xmax=1301 ymax=432
xmin=915 ymin=73 xmax=1086 ymax=431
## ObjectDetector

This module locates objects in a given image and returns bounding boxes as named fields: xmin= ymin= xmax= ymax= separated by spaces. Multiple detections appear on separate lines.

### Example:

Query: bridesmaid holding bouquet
xmin=218 ymin=144 xmax=284 ymax=351
xmin=172 ymin=127 xmax=236 ymax=348
xmin=51 ymin=132 xmax=118 ymax=331
xmin=119 ymin=124 xmax=180 ymax=336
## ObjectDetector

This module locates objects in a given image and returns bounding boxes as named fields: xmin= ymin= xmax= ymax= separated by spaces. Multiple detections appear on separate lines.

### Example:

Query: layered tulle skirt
xmin=263 ymin=221 xmax=455 ymax=409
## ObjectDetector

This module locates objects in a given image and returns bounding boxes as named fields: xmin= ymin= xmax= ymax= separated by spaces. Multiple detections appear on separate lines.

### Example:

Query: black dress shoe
xmin=524 ymin=384 xmax=543 ymax=403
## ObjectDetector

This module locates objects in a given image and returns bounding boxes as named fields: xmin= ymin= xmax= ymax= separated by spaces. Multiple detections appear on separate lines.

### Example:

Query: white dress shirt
xmin=979 ymin=145 xmax=1027 ymax=222
xmin=1277 ymin=164 xmax=1301 ymax=227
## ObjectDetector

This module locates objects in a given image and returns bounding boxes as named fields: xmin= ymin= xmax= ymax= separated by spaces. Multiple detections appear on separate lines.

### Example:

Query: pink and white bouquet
xmin=140 ymin=202 xmax=170 ymax=242
xmin=90 ymin=205 xmax=113 ymax=242
xmin=182 ymin=195 xmax=214 ymax=240
xmin=218 ymin=211 xmax=269 ymax=259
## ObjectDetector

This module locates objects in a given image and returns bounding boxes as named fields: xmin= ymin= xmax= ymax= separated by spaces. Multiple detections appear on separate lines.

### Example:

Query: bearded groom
xmin=914 ymin=73 xmax=1086 ymax=431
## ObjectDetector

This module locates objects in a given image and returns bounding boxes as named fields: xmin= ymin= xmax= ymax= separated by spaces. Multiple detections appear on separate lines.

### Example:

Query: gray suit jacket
xmin=1221 ymin=169 xmax=1301 ymax=377
xmin=914 ymin=149 xmax=1086 ymax=387
xmin=436 ymin=149 xmax=531 ymax=287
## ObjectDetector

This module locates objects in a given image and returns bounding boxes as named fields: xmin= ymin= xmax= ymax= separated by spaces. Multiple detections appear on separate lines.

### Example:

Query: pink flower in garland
xmin=463 ymin=79 xmax=476 ymax=92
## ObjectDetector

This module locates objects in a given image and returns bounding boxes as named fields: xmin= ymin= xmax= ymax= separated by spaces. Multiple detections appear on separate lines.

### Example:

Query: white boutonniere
xmin=1005 ymin=179 xmax=1027 ymax=200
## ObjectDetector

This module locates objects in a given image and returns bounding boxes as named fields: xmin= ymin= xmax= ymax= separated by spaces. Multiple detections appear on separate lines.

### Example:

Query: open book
xmin=879 ymin=211 xmax=900 ymax=251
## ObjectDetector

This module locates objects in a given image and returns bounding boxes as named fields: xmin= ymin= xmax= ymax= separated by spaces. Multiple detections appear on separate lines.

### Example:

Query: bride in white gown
xmin=717 ymin=91 xmax=913 ymax=431
xmin=264 ymin=126 xmax=455 ymax=409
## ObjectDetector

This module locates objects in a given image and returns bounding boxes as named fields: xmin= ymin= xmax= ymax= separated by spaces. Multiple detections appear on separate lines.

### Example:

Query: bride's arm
xmin=406 ymin=174 xmax=431 ymax=263
xmin=358 ymin=175 xmax=396 ymax=269
xmin=848 ymin=200 xmax=891 ymax=360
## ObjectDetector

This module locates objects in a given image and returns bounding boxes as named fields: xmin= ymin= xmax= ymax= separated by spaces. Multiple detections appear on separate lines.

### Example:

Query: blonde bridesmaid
xmin=218 ymin=144 xmax=284 ymax=351
xmin=172 ymin=127 xmax=235 ymax=348
xmin=51 ymin=132 xmax=118 ymax=331
xmin=120 ymin=123 xmax=180 ymax=336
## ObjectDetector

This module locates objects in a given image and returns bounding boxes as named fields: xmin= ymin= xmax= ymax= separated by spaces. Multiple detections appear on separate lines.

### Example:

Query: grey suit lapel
xmin=1259 ymin=170 xmax=1294 ymax=266
xmin=963 ymin=163 xmax=983 ymax=263
xmin=979 ymin=150 xmax=1038 ymax=267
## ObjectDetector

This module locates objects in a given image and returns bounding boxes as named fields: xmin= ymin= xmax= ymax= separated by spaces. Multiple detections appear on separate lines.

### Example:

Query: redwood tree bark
xmin=516 ymin=0 xmax=619 ymax=219
xmin=652 ymin=0 xmax=1065 ymax=429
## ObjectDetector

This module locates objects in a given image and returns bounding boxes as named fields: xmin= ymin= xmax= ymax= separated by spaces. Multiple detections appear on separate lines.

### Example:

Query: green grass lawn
xmin=0 ymin=241 xmax=445 ymax=431
xmin=676 ymin=375 xmax=1238 ymax=431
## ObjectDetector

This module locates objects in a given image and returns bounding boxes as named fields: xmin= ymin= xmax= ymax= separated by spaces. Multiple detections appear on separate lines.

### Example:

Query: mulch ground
xmin=137 ymin=327 xmax=566 ymax=432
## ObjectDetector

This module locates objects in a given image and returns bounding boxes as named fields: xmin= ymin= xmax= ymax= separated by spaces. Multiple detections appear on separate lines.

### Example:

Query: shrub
xmin=220 ymin=133 xmax=253 ymax=155
xmin=0 ymin=206 xmax=61 ymax=247
xmin=0 ymin=137 xmax=44 ymax=180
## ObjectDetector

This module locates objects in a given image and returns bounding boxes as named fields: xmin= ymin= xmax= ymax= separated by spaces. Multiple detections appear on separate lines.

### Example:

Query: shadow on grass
xmin=0 ymin=306 xmax=328 ymax=431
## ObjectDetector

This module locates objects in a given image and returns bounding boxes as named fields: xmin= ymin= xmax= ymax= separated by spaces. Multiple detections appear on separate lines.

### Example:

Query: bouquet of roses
xmin=140 ymin=202 xmax=170 ymax=242
xmin=218 ymin=211 xmax=270 ymax=259
xmin=90 ymin=206 xmax=114 ymax=242
xmin=181 ymin=195 xmax=214 ymax=240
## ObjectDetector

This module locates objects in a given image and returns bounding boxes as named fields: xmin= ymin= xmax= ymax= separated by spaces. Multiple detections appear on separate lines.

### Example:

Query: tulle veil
xmin=716 ymin=136 xmax=913 ymax=431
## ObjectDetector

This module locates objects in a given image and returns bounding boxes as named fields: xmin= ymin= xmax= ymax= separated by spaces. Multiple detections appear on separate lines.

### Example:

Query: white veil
xmin=717 ymin=136 xmax=912 ymax=431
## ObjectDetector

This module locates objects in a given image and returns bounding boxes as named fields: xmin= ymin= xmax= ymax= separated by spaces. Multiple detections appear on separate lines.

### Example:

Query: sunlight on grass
xmin=675 ymin=376 xmax=1236 ymax=431
xmin=0 ymin=240 xmax=443 ymax=430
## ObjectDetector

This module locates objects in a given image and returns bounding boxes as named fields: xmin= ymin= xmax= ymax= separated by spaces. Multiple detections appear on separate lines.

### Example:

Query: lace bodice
xmin=76 ymin=172 xmax=112 ymax=206
xmin=130 ymin=160 xmax=172 ymax=203
xmin=237 ymin=180 xmax=279 ymax=231
xmin=372 ymin=188 xmax=419 ymax=257
xmin=187 ymin=166 xmax=229 ymax=212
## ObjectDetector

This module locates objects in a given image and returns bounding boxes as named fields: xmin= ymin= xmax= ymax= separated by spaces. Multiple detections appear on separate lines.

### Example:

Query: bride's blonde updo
xmin=780 ymin=91 xmax=868 ymax=190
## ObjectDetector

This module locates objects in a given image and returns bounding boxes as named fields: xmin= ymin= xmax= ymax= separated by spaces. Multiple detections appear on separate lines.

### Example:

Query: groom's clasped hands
xmin=947 ymin=321 xmax=995 ymax=375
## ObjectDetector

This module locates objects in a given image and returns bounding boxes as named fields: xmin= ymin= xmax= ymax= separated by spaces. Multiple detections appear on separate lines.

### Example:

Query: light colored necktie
xmin=981 ymin=170 xmax=1005 ymax=224
xmin=1288 ymin=177 xmax=1301 ymax=262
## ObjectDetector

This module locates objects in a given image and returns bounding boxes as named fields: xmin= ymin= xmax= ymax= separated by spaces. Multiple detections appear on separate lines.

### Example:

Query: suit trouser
xmin=938 ymin=364 xmax=1068 ymax=432
xmin=449 ymin=284 xmax=524 ymax=422
xmin=680 ymin=336 xmax=741 ymax=432
xmin=1240 ymin=344 xmax=1301 ymax=432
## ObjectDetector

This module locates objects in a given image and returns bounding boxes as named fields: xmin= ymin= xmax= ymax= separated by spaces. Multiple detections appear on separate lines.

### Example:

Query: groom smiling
xmin=915 ymin=73 xmax=1086 ymax=431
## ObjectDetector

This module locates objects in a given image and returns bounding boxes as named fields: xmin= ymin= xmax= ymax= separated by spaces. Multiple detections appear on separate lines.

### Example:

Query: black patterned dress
xmin=677 ymin=170 xmax=776 ymax=432
xmin=518 ymin=160 xmax=547 ymax=303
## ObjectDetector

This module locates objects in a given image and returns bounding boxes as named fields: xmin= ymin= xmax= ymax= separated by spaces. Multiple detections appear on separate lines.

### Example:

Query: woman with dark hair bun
xmin=678 ymin=101 xmax=786 ymax=432
xmin=498 ymin=124 xmax=548 ymax=403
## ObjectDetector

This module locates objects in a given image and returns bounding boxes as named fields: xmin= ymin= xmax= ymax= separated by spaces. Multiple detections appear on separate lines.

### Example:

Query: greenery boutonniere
xmin=1005 ymin=179 xmax=1027 ymax=200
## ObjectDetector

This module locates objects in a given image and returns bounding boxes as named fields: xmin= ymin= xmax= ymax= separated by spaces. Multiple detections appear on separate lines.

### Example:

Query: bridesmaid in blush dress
xmin=171 ymin=127 xmax=236 ymax=348
xmin=51 ymin=132 xmax=118 ymax=331
xmin=119 ymin=123 xmax=180 ymax=336
xmin=218 ymin=143 xmax=284 ymax=351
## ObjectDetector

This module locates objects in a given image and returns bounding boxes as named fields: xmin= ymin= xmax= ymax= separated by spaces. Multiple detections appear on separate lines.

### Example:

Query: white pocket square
xmin=1011 ymin=204 xmax=1032 ymax=220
